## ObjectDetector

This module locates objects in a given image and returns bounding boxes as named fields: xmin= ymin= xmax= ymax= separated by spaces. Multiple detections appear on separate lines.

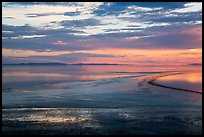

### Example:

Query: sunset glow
xmin=2 ymin=2 xmax=202 ymax=135
xmin=2 ymin=2 xmax=202 ymax=66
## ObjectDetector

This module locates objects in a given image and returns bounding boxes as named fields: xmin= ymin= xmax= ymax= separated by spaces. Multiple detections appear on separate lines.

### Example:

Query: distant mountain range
xmin=2 ymin=62 xmax=67 ymax=66
xmin=188 ymin=63 xmax=202 ymax=66
xmin=71 ymin=63 xmax=121 ymax=65
xmin=3 ymin=62 xmax=202 ymax=66
xmin=2 ymin=62 xmax=123 ymax=66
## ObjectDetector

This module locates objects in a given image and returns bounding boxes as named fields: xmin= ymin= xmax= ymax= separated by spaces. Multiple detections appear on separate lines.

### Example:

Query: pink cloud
xmin=50 ymin=41 xmax=67 ymax=45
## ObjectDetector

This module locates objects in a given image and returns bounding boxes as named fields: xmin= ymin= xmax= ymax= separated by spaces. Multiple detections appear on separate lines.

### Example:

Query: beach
xmin=2 ymin=65 xmax=202 ymax=135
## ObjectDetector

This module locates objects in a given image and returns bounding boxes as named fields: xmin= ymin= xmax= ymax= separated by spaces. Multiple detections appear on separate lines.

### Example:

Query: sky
xmin=2 ymin=2 xmax=202 ymax=66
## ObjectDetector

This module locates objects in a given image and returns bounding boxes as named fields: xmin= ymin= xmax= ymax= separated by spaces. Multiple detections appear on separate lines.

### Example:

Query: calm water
xmin=2 ymin=65 xmax=202 ymax=135
xmin=155 ymin=72 xmax=202 ymax=93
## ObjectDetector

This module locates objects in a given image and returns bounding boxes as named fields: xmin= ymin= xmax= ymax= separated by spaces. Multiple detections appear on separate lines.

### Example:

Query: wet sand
xmin=2 ymin=65 xmax=202 ymax=135
xmin=3 ymin=107 xmax=201 ymax=135
xmin=148 ymin=72 xmax=202 ymax=94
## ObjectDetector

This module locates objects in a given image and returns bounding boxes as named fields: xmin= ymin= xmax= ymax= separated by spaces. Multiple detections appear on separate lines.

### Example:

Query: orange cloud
xmin=2 ymin=48 xmax=71 ymax=57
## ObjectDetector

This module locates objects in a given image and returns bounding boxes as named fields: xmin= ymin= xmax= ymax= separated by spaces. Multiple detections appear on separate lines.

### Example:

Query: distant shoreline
xmin=2 ymin=63 xmax=202 ymax=66
xmin=2 ymin=63 xmax=126 ymax=66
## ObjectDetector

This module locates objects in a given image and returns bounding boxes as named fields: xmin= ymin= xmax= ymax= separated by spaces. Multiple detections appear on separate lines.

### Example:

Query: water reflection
xmin=2 ymin=72 xmax=69 ymax=77
xmin=29 ymin=115 xmax=87 ymax=123
xmin=155 ymin=72 xmax=202 ymax=93
xmin=2 ymin=65 xmax=202 ymax=93
xmin=3 ymin=108 xmax=202 ymax=135
xmin=158 ymin=72 xmax=202 ymax=83
xmin=4 ymin=108 xmax=93 ymax=124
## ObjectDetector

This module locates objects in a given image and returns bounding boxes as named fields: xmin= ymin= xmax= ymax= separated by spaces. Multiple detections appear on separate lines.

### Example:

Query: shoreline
xmin=147 ymin=72 xmax=202 ymax=94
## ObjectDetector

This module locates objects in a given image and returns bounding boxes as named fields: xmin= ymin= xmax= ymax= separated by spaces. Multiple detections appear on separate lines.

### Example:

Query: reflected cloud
xmin=159 ymin=72 xmax=202 ymax=83
xmin=155 ymin=72 xmax=202 ymax=93
xmin=2 ymin=72 xmax=69 ymax=78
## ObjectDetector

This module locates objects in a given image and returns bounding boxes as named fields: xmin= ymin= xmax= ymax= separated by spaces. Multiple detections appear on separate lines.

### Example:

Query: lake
xmin=2 ymin=65 xmax=202 ymax=135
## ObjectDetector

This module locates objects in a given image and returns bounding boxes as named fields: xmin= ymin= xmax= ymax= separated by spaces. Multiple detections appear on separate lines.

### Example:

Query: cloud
xmin=127 ymin=5 xmax=162 ymax=12
xmin=3 ymin=2 xmax=201 ymax=37
xmin=82 ymin=25 xmax=202 ymax=50
xmin=25 ymin=12 xmax=63 ymax=18
xmin=147 ymin=12 xmax=201 ymax=23
xmin=2 ymin=2 xmax=80 ymax=6
xmin=53 ymin=52 xmax=116 ymax=58
xmin=2 ymin=2 xmax=202 ymax=65
xmin=117 ymin=8 xmax=201 ymax=26
xmin=50 ymin=41 xmax=67 ymax=45
xmin=2 ymin=48 xmax=71 ymax=57
xmin=34 ymin=52 xmax=117 ymax=63
xmin=2 ymin=23 xmax=202 ymax=53
xmin=64 ymin=11 xmax=80 ymax=16
xmin=5 ymin=35 xmax=46 ymax=39
xmin=60 ymin=19 xmax=102 ymax=28
xmin=93 ymin=2 xmax=186 ymax=16
xmin=2 ymin=2 xmax=103 ymax=27
xmin=25 ymin=11 xmax=82 ymax=18
xmin=169 ymin=2 xmax=202 ymax=13
xmin=2 ymin=52 xmax=117 ymax=64
xmin=2 ymin=38 xmax=94 ymax=52
xmin=2 ymin=23 xmax=97 ymax=52
xmin=2 ymin=56 xmax=61 ymax=64
xmin=2 ymin=24 xmax=87 ymax=40
xmin=3 ymin=16 xmax=14 ymax=19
